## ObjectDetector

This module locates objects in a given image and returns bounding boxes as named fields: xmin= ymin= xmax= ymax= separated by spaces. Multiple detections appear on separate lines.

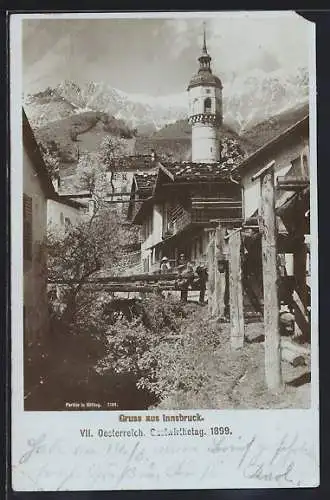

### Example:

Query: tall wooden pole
xmin=293 ymin=236 xmax=309 ymax=340
xmin=228 ymin=230 xmax=244 ymax=349
xmin=214 ymin=225 xmax=226 ymax=318
xmin=207 ymin=236 xmax=215 ymax=316
xmin=259 ymin=166 xmax=283 ymax=391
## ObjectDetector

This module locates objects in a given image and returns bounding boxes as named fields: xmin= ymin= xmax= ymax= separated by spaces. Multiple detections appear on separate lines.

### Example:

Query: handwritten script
xmin=12 ymin=431 xmax=316 ymax=490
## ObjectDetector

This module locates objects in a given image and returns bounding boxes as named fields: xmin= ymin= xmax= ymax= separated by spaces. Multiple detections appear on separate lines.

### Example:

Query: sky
xmin=22 ymin=12 xmax=311 ymax=97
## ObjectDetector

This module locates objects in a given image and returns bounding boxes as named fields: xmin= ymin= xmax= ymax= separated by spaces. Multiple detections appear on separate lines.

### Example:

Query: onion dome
xmin=187 ymin=24 xmax=222 ymax=90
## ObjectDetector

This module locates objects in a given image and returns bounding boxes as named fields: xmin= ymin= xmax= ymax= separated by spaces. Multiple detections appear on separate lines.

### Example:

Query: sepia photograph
xmin=21 ymin=12 xmax=313 ymax=413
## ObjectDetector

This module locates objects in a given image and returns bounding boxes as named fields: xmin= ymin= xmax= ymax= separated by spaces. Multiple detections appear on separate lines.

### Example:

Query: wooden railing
xmin=48 ymin=271 xmax=203 ymax=292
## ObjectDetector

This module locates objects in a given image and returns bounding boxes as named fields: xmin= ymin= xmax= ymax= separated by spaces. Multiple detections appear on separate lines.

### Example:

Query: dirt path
xmin=159 ymin=320 xmax=311 ymax=410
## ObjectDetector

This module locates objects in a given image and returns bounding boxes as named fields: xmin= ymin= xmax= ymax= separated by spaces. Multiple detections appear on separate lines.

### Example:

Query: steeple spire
xmin=198 ymin=21 xmax=212 ymax=72
xmin=202 ymin=21 xmax=207 ymax=54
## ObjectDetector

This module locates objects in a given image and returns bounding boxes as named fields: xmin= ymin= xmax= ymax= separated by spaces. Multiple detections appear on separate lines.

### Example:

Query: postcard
xmin=10 ymin=11 xmax=318 ymax=490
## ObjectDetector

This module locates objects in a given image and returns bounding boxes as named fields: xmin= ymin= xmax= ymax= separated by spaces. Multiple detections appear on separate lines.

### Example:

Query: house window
xmin=60 ymin=212 xmax=64 ymax=225
xmin=204 ymin=97 xmax=212 ymax=113
xmin=145 ymin=215 xmax=153 ymax=239
xmin=162 ymin=203 xmax=168 ymax=235
xmin=23 ymin=194 xmax=32 ymax=261
xmin=64 ymin=217 xmax=71 ymax=229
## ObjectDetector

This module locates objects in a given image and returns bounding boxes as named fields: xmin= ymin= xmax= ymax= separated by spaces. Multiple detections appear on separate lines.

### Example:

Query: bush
xmin=138 ymin=310 xmax=222 ymax=398
xmin=98 ymin=295 xmax=222 ymax=402
xmin=141 ymin=293 xmax=188 ymax=333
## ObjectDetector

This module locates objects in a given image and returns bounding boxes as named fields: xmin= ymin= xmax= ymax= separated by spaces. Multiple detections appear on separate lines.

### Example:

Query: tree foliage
xmin=98 ymin=136 xmax=126 ymax=194
xmin=97 ymin=295 xmax=222 ymax=400
xmin=38 ymin=140 xmax=61 ymax=179
xmin=47 ymin=205 xmax=136 ymax=329
xmin=75 ymin=151 xmax=108 ymax=209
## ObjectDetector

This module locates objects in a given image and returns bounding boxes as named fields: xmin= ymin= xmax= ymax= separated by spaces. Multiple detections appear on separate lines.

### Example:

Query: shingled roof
xmin=110 ymin=155 xmax=159 ymax=171
xmin=134 ymin=171 xmax=157 ymax=195
xmin=160 ymin=161 xmax=231 ymax=182
xmin=159 ymin=137 xmax=246 ymax=182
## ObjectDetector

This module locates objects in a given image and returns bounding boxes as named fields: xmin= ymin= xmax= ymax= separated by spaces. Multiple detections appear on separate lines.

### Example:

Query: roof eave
xmin=131 ymin=197 xmax=153 ymax=225
xmin=232 ymin=114 xmax=309 ymax=175
xmin=22 ymin=108 xmax=57 ymax=199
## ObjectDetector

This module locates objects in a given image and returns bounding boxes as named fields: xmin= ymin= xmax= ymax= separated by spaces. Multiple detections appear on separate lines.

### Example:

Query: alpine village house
xmin=23 ymin=109 xmax=83 ymax=345
xmin=128 ymin=30 xmax=245 ymax=273
xmin=127 ymin=28 xmax=310 ymax=341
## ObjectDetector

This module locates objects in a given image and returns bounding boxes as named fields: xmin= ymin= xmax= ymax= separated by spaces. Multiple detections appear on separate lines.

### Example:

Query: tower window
xmin=204 ymin=97 xmax=212 ymax=114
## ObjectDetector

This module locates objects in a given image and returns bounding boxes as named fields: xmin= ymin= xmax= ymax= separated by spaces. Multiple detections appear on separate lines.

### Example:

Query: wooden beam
xmin=57 ymin=284 xmax=203 ymax=292
xmin=48 ymin=272 xmax=180 ymax=284
xmin=277 ymin=177 xmax=309 ymax=191
xmin=224 ymin=226 xmax=242 ymax=240
xmin=252 ymin=160 xmax=276 ymax=182
xmin=260 ymin=166 xmax=283 ymax=391
xmin=228 ymin=230 xmax=244 ymax=349
xmin=161 ymin=181 xmax=232 ymax=187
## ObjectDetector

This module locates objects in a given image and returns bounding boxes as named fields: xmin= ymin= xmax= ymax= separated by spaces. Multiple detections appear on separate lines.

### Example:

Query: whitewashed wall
xmin=23 ymin=148 xmax=49 ymax=344
xmin=241 ymin=138 xmax=307 ymax=220
xmin=47 ymin=199 xmax=82 ymax=235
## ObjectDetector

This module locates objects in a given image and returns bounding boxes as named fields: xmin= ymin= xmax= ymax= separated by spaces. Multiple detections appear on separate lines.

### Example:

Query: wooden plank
xmin=49 ymin=282 xmax=202 ymax=292
xmin=260 ymin=166 xmax=283 ymax=391
xmin=97 ymin=285 xmax=202 ymax=292
xmin=228 ymin=230 xmax=244 ymax=349
xmin=49 ymin=273 xmax=180 ymax=285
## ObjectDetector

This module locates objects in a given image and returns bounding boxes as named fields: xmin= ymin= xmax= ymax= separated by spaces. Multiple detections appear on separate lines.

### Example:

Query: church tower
xmin=188 ymin=24 xmax=223 ymax=163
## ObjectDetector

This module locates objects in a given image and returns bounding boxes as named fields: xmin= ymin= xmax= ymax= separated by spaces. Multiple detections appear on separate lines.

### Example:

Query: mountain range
xmin=24 ymin=65 xmax=308 ymax=135
xmin=23 ymin=65 xmax=309 ymax=175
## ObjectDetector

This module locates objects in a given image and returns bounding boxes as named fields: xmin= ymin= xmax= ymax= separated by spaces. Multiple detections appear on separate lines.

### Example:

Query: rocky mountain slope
xmin=23 ymin=65 xmax=308 ymax=134
xmin=24 ymin=65 xmax=309 ymax=178
xmin=135 ymin=100 xmax=309 ymax=160
xmin=33 ymin=110 xmax=136 ymax=167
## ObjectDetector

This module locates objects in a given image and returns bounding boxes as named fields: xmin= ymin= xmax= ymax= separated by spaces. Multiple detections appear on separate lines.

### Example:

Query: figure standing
xmin=179 ymin=261 xmax=194 ymax=303
xmin=160 ymin=256 xmax=171 ymax=274
xmin=195 ymin=262 xmax=208 ymax=304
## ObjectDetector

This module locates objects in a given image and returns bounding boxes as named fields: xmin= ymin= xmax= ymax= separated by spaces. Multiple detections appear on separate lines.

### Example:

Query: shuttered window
xmin=23 ymin=194 xmax=32 ymax=261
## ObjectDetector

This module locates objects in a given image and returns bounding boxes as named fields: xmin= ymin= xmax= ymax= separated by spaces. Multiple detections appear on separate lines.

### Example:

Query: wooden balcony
xmin=172 ymin=210 xmax=192 ymax=233
xmin=162 ymin=198 xmax=243 ymax=237
xmin=163 ymin=205 xmax=192 ymax=238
